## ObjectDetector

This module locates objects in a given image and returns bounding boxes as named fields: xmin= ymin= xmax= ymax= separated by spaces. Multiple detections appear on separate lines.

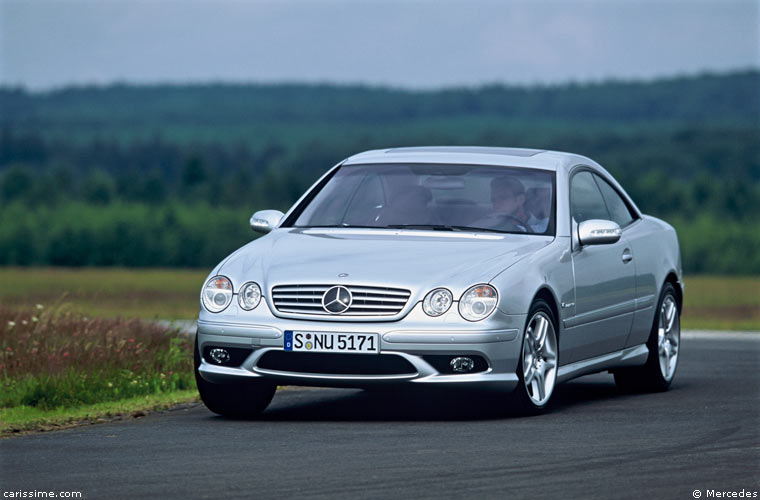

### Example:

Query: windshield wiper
xmin=383 ymin=224 xmax=454 ymax=231
xmin=296 ymin=224 xmax=378 ymax=229
xmin=383 ymin=224 xmax=509 ymax=234
xmin=298 ymin=224 xmax=514 ymax=234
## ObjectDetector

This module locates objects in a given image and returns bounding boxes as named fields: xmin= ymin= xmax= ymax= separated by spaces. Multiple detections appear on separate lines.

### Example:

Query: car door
xmin=593 ymin=174 xmax=655 ymax=348
xmin=563 ymin=170 xmax=636 ymax=363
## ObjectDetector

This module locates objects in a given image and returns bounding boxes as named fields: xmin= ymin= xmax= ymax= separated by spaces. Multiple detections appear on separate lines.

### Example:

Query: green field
xmin=681 ymin=276 xmax=760 ymax=331
xmin=0 ymin=268 xmax=205 ymax=319
xmin=0 ymin=268 xmax=757 ymax=331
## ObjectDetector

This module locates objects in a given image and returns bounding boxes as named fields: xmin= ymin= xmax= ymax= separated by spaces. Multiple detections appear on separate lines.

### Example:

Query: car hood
xmin=219 ymin=228 xmax=552 ymax=297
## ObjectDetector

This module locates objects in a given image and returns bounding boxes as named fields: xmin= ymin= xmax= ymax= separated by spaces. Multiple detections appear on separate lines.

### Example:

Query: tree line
xmin=0 ymin=71 xmax=758 ymax=273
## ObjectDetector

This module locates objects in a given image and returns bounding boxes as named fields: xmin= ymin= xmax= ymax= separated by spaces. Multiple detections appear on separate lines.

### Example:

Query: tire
xmin=194 ymin=333 xmax=277 ymax=417
xmin=614 ymin=282 xmax=680 ymax=393
xmin=510 ymin=299 xmax=559 ymax=415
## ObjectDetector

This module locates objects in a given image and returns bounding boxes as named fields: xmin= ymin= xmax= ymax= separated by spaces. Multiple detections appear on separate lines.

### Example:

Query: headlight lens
xmin=423 ymin=288 xmax=453 ymax=316
xmin=458 ymin=284 xmax=498 ymax=321
xmin=238 ymin=282 xmax=262 ymax=310
xmin=202 ymin=276 xmax=233 ymax=313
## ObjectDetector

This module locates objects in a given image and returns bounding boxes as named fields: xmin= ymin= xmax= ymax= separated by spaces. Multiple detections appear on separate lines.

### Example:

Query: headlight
xmin=202 ymin=276 xmax=233 ymax=313
xmin=423 ymin=288 xmax=453 ymax=316
xmin=458 ymin=284 xmax=498 ymax=321
xmin=238 ymin=282 xmax=262 ymax=310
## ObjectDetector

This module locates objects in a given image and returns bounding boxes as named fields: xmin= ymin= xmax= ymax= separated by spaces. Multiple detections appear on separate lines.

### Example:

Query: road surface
xmin=1 ymin=332 xmax=758 ymax=499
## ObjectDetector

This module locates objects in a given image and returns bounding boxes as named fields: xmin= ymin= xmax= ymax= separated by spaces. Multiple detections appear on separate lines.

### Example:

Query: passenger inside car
xmin=377 ymin=185 xmax=435 ymax=225
xmin=525 ymin=186 xmax=551 ymax=233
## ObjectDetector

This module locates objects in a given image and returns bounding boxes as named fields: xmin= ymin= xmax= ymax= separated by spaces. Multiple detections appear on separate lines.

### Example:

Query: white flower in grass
xmin=7 ymin=321 xmax=15 ymax=328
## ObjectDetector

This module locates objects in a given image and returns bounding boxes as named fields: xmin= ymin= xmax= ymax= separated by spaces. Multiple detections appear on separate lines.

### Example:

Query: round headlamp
xmin=423 ymin=288 xmax=453 ymax=317
xmin=238 ymin=282 xmax=262 ymax=310
xmin=458 ymin=284 xmax=498 ymax=321
xmin=202 ymin=276 xmax=233 ymax=313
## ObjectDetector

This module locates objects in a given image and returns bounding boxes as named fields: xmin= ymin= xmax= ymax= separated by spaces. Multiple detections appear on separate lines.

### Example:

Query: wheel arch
xmin=531 ymin=286 xmax=561 ymax=340
xmin=663 ymin=271 xmax=683 ymax=313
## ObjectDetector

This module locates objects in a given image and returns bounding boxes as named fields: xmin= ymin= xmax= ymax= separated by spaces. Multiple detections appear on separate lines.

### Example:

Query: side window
xmin=570 ymin=171 xmax=610 ymax=223
xmin=594 ymin=175 xmax=636 ymax=228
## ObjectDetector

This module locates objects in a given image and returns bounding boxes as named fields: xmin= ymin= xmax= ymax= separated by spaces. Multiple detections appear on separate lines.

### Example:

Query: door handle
xmin=621 ymin=249 xmax=633 ymax=263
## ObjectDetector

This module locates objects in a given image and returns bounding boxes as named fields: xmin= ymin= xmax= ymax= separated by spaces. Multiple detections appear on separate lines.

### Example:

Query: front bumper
xmin=196 ymin=305 xmax=526 ymax=391
xmin=198 ymin=300 xmax=526 ymax=390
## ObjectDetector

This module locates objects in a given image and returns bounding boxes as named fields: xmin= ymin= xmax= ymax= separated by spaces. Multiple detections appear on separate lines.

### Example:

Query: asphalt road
xmin=1 ymin=333 xmax=758 ymax=500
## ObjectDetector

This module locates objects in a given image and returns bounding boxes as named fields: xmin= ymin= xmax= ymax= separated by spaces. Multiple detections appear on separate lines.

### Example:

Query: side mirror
xmin=578 ymin=219 xmax=621 ymax=246
xmin=250 ymin=210 xmax=284 ymax=234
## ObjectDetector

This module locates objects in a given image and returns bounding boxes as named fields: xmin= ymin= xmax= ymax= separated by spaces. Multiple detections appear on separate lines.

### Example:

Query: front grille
xmin=256 ymin=351 xmax=417 ymax=376
xmin=271 ymin=284 xmax=411 ymax=316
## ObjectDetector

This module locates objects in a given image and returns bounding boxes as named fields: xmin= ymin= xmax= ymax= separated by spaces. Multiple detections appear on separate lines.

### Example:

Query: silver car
xmin=194 ymin=146 xmax=683 ymax=416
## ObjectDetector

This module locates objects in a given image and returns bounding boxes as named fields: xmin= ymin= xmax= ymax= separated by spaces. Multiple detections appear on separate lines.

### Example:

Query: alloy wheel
xmin=657 ymin=295 xmax=680 ymax=382
xmin=522 ymin=312 xmax=558 ymax=406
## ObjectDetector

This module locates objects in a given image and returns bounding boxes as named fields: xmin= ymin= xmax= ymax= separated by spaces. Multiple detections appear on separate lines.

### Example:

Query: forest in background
xmin=0 ymin=70 xmax=758 ymax=273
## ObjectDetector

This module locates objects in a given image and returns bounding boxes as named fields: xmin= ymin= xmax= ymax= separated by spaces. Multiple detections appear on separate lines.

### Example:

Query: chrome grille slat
xmin=271 ymin=284 xmax=411 ymax=317
xmin=346 ymin=287 xmax=410 ymax=297
xmin=274 ymin=302 xmax=323 ymax=308
xmin=351 ymin=298 xmax=408 ymax=304
xmin=273 ymin=287 xmax=330 ymax=293
xmin=272 ymin=293 xmax=323 ymax=299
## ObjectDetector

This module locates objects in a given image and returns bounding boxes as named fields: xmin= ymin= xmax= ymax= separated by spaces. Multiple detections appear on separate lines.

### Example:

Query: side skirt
xmin=557 ymin=344 xmax=648 ymax=383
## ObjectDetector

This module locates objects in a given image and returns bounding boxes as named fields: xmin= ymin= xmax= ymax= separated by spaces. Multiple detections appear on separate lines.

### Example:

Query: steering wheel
xmin=498 ymin=214 xmax=529 ymax=232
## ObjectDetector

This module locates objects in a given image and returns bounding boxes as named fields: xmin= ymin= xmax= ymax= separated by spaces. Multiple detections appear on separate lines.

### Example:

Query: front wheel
xmin=194 ymin=334 xmax=276 ymax=417
xmin=614 ymin=282 xmax=680 ymax=392
xmin=510 ymin=299 xmax=559 ymax=414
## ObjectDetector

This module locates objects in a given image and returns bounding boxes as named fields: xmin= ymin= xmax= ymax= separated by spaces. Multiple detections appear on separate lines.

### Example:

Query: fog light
xmin=450 ymin=356 xmax=475 ymax=373
xmin=209 ymin=348 xmax=231 ymax=364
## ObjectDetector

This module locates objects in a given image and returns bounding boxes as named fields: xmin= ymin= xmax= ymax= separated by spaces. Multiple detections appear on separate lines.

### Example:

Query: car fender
xmin=490 ymin=237 xmax=574 ymax=324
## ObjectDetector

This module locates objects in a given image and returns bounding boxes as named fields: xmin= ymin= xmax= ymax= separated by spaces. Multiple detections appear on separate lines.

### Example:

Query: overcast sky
xmin=1 ymin=0 xmax=758 ymax=90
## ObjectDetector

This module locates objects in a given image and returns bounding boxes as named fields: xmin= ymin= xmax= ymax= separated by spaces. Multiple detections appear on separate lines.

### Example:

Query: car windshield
xmin=289 ymin=163 xmax=555 ymax=235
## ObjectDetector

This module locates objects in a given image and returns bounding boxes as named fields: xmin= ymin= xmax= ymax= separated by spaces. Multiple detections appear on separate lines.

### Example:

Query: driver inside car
xmin=474 ymin=176 xmax=530 ymax=232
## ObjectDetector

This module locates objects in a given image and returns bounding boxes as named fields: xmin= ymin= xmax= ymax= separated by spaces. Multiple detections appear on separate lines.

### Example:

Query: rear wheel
xmin=194 ymin=334 xmax=276 ymax=417
xmin=614 ymin=282 xmax=680 ymax=392
xmin=510 ymin=299 xmax=559 ymax=414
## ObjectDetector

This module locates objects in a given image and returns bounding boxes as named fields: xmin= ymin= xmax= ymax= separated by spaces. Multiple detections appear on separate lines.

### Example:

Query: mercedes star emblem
xmin=322 ymin=286 xmax=352 ymax=314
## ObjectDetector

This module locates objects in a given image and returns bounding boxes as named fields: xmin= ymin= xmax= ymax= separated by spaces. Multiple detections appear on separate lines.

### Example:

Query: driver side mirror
xmin=250 ymin=210 xmax=284 ymax=234
xmin=578 ymin=219 xmax=621 ymax=246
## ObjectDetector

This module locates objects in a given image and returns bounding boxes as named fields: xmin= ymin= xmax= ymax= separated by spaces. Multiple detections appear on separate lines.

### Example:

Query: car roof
xmin=343 ymin=146 xmax=597 ymax=172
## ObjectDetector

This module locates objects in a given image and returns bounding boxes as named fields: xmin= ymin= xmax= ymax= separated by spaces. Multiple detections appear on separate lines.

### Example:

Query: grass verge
xmin=1 ymin=390 xmax=199 ymax=436
xmin=1 ymin=305 xmax=197 ymax=436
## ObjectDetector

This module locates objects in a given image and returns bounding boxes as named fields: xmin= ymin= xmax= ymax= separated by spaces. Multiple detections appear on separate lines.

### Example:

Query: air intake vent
xmin=256 ymin=351 xmax=417 ymax=376
xmin=271 ymin=284 xmax=411 ymax=316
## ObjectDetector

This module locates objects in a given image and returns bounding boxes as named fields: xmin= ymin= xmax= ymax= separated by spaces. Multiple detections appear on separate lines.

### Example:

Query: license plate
xmin=283 ymin=331 xmax=379 ymax=354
